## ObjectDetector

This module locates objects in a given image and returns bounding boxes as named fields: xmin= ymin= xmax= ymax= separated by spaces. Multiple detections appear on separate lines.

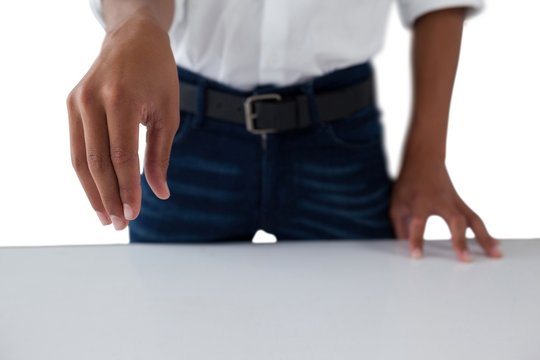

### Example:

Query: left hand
xmin=389 ymin=161 xmax=502 ymax=262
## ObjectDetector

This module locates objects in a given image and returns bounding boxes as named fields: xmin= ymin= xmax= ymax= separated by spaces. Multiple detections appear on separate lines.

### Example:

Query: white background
xmin=0 ymin=1 xmax=538 ymax=247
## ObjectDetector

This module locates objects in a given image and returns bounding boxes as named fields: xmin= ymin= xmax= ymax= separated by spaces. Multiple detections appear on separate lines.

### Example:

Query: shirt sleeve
xmin=397 ymin=0 xmax=485 ymax=29
xmin=88 ymin=0 xmax=185 ymax=32
xmin=89 ymin=0 xmax=105 ymax=29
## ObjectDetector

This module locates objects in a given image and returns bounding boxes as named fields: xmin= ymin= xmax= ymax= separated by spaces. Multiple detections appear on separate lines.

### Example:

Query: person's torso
xmin=169 ymin=0 xmax=394 ymax=91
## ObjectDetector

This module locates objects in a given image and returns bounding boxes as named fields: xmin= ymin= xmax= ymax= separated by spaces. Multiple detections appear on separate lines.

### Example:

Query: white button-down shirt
xmin=90 ymin=0 xmax=483 ymax=91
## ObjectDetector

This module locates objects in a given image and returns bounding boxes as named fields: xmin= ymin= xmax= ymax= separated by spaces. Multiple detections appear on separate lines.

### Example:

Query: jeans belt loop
xmin=300 ymin=79 xmax=323 ymax=129
xmin=193 ymin=78 xmax=208 ymax=129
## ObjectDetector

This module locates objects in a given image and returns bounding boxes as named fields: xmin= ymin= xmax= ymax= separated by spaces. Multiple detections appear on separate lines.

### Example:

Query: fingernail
xmin=110 ymin=215 xmax=126 ymax=231
xmin=491 ymin=245 xmax=503 ymax=257
xmin=462 ymin=250 xmax=473 ymax=262
xmin=164 ymin=182 xmax=170 ymax=198
xmin=96 ymin=211 xmax=111 ymax=226
xmin=410 ymin=248 xmax=423 ymax=258
xmin=123 ymin=203 xmax=135 ymax=220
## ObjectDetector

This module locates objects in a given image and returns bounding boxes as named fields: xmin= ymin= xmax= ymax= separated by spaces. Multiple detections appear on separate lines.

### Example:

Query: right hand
xmin=67 ymin=12 xmax=180 ymax=230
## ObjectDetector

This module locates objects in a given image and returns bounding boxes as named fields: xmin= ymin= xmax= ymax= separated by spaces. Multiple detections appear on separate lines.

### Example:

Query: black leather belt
xmin=179 ymin=75 xmax=375 ymax=134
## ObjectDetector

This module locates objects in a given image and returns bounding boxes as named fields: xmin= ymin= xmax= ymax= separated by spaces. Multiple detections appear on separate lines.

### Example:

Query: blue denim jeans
xmin=129 ymin=62 xmax=397 ymax=243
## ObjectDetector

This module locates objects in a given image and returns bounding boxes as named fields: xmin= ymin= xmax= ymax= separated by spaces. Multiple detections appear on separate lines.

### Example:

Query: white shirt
xmin=90 ymin=0 xmax=484 ymax=91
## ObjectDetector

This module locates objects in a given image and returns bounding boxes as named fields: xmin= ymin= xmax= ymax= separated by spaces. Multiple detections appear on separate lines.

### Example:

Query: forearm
xmin=102 ymin=0 xmax=174 ymax=33
xmin=402 ymin=7 xmax=466 ymax=168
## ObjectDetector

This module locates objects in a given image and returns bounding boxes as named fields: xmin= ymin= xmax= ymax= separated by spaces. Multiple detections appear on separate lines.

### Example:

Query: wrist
xmin=403 ymin=136 xmax=446 ymax=165
xmin=404 ymin=113 xmax=447 ymax=160
xmin=104 ymin=5 xmax=169 ymax=36
xmin=102 ymin=8 xmax=170 ymax=51
xmin=400 ymin=133 xmax=447 ymax=178
xmin=397 ymin=154 xmax=448 ymax=187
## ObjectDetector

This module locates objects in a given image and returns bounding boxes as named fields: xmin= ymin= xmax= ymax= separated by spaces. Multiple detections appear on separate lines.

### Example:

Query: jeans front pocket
xmin=322 ymin=105 xmax=383 ymax=149
xmin=173 ymin=110 xmax=195 ymax=146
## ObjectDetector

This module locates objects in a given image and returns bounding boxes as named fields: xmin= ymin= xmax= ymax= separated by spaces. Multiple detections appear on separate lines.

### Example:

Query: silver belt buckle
xmin=243 ymin=93 xmax=282 ymax=135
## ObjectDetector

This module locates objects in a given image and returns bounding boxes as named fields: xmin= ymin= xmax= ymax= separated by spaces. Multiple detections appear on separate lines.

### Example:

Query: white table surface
xmin=1 ymin=239 xmax=539 ymax=360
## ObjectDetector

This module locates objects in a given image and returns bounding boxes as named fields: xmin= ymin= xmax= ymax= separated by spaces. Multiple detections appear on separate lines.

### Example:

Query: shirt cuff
xmin=397 ymin=0 xmax=485 ymax=29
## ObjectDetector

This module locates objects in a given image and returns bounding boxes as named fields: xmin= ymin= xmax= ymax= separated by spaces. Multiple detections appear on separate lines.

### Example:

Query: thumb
xmin=143 ymin=111 xmax=179 ymax=200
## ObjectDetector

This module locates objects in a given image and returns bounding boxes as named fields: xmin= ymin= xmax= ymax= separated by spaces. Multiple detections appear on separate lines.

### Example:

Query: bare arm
xmin=405 ymin=7 xmax=464 ymax=164
xmin=390 ymin=8 xmax=502 ymax=262
xmin=67 ymin=0 xmax=179 ymax=230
